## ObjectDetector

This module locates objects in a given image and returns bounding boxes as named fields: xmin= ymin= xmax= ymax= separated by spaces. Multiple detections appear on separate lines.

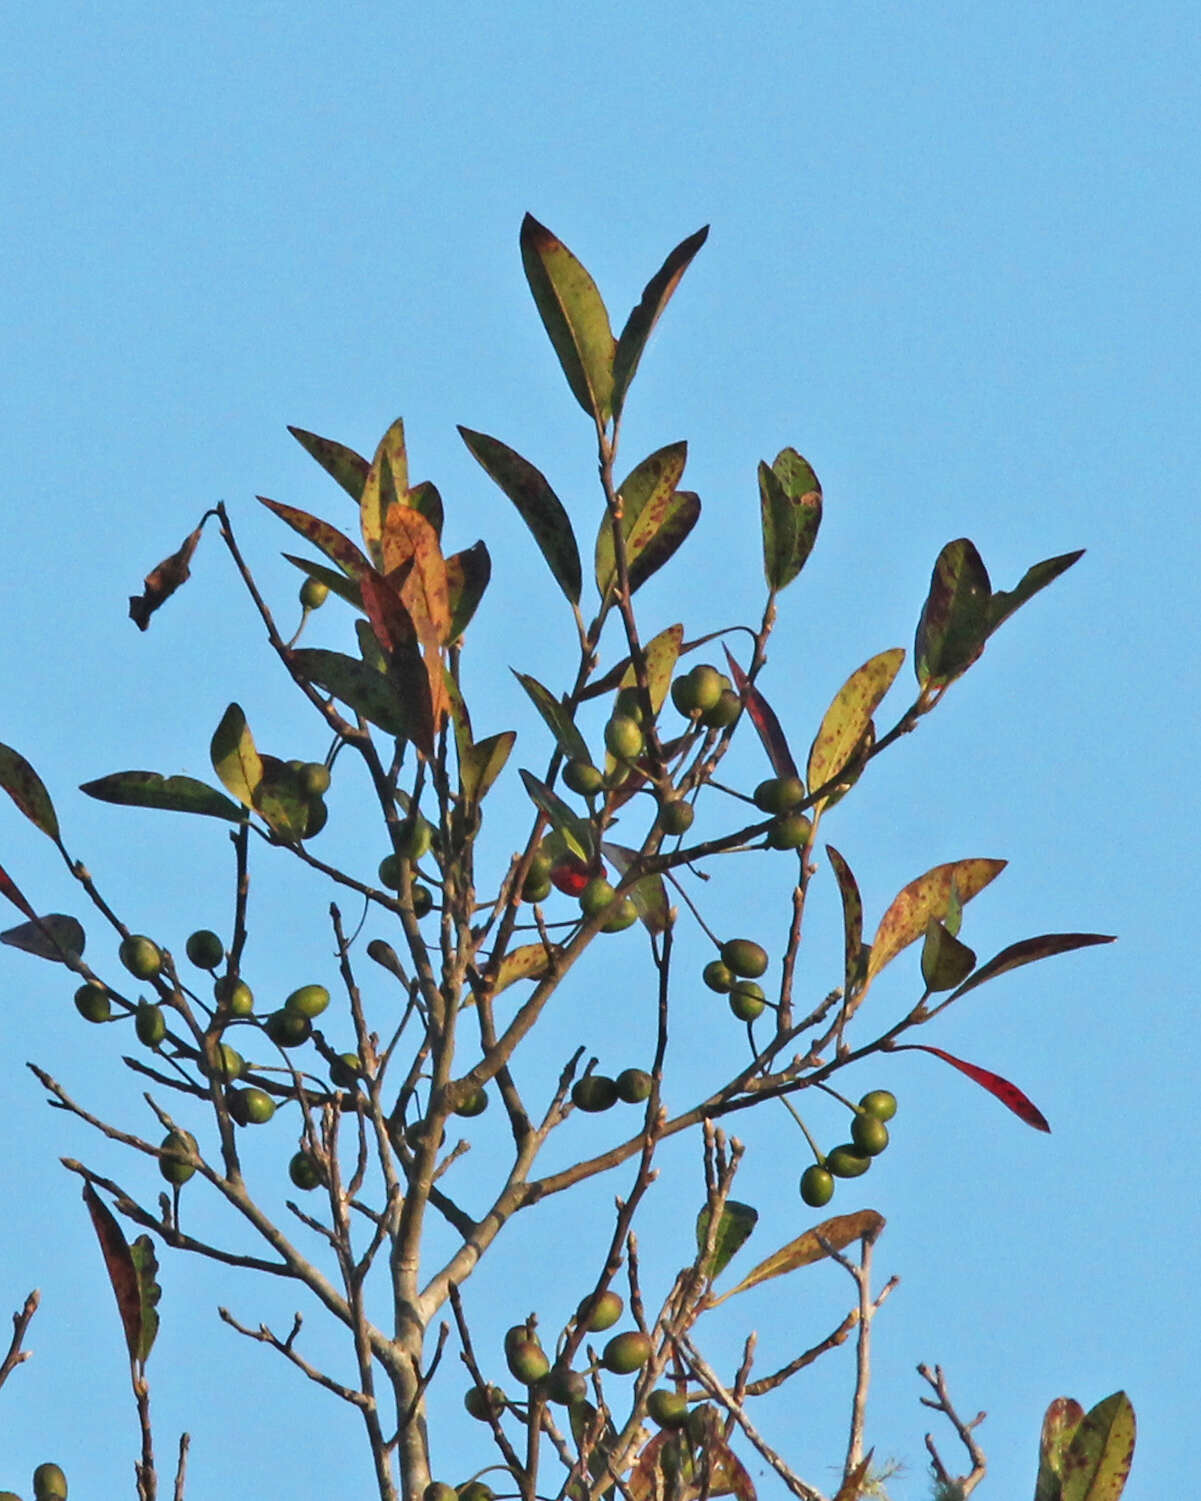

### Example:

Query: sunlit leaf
xmin=458 ymin=730 xmax=516 ymax=806
xmin=696 ymin=1199 xmax=758 ymax=1279
xmin=259 ymin=497 xmax=371 ymax=578
xmin=602 ymin=842 xmax=671 ymax=934
xmin=360 ymin=572 xmax=444 ymax=757
xmin=920 ymin=918 xmax=977 ymax=991
xmin=252 ymin=755 xmax=310 ymax=840
xmin=520 ymin=213 xmax=615 ymax=423
xmin=283 ymin=554 xmax=363 ymax=610
xmin=519 ymin=769 xmax=593 ymax=863
xmin=490 ymin=941 xmax=557 ymax=996
xmin=406 ymin=479 xmax=445 ymax=540
xmin=989 ymin=549 xmax=1085 ymax=637
xmin=724 ymin=651 xmax=799 ymax=779
xmin=1036 ymin=1397 xmax=1086 ymax=1501
xmin=360 ymin=417 xmax=410 ymax=566
xmin=458 ymin=427 xmax=582 ymax=604
xmin=1 ymin=914 xmax=85 ymax=964
xmin=445 ymin=540 xmax=491 ymax=641
xmin=826 ymin=845 xmax=866 ymax=998
xmin=80 ymin=771 xmax=244 ymax=822
xmin=0 ymin=743 xmax=60 ymax=840
xmin=710 ymin=1210 xmax=884 ymax=1304
xmin=915 ymin=538 xmax=992 ymax=687
xmin=1061 ymin=1392 xmax=1136 ymax=1501
xmin=514 ymin=672 xmax=591 ymax=765
xmin=759 ymin=450 xmax=822 ymax=591
xmin=128 ymin=521 xmax=205 ymax=630
xmin=628 ymin=1425 xmax=756 ymax=1501
xmin=288 ymin=425 xmax=369 ymax=501
xmin=867 ymin=858 xmax=1006 ymax=985
xmin=381 ymin=505 xmax=451 ymax=647
xmin=290 ymin=647 xmax=408 ymax=736
xmin=808 ymin=648 xmax=905 ymax=798
xmin=83 ymin=1181 xmax=160 ymax=1366
xmin=210 ymin=703 xmax=263 ymax=808
xmin=948 ymin=932 xmax=1115 ymax=1003
xmin=612 ymin=224 xmax=709 ymax=420
xmin=894 ymin=1043 xmax=1050 ymax=1131
xmin=595 ymin=441 xmax=690 ymax=595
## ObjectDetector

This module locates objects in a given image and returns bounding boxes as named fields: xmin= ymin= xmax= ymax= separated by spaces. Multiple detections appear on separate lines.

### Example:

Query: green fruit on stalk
xmin=506 ymin=1338 xmax=550 ymax=1385
xmin=615 ymin=1068 xmax=653 ymax=1103
xmin=563 ymin=759 xmax=604 ymax=796
xmin=601 ymin=896 xmax=638 ymax=933
xmin=120 ymin=935 xmax=162 ymax=981
xmin=851 ymin=1113 xmax=890 ymax=1156
xmin=298 ymin=761 xmax=330 ymax=797
xmin=728 ymin=981 xmax=766 ymax=1022
xmin=330 ymin=1053 xmax=361 ymax=1089
xmin=303 ymin=795 xmax=328 ymax=838
xmin=572 ymin=1075 xmax=618 ymax=1113
xmin=454 ymin=1086 xmax=488 ymax=1117
xmin=396 ymin=818 xmax=434 ymax=861
xmin=699 ymin=688 xmax=740 ymax=729
xmin=702 ymin=960 xmax=734 ymax=994
xmin=74 ymin=982 xmax=110 ymax=1023
xmin=521 ymin=872 xmax=551 ymax=903
xmin=767 ymin=813 xmax=812 ymax=850
xmin=32 ymin=1464 xmax=67 ymax=1501
xmin=577 ymin=1288 xmax=623 ymax=1331
xmin=228 ymin=1086 xmax=275 ymax=1126
xmin=299 ymin=577 xmax=329 ymax=610
xmin=185 ymin=929 xmax=224 ymax=970
xmin=859 ymin=1089 xmax=897 ymax=1121
xmin=457 ymin=1485 xmax=494 ymax=1501
xmin=602 ymin=1330 xmax=652 ymax=1374
xmin=135 ymin=1002 xmax=166 ymax=1048
xmin=671 ymin=664 xmax=723 ymax=715
xmin=543 ymin=1365 xmax=587 ymax=1406
xmin=0 ymin=1490 xmax=23 ymax=1500
xmin=752 ymin=776 xmax=806 ymax=813
xmin=826 ymin=1144 xmax=872 ymax=1178
xmin=657 ymin=797 xmax=694 ymax=835
xmin=214 ymin=976 xmax=254 ymax=1017
xmin=463 ymin=1384 xmax=504 ymax=1421
xmin=285 ymin=983 xmax=330 ymax=1019
xmin=423 ymin=1484 xmax=457 ymax=1501
xmin=720 ymin=938 xmax=768 ymax=978
xmin=800 ymin=1164 xmax=835 ymax=1207
xmin=411 ymin=883 xmax=433 ymax=918
xmin=264 ymin=1009 xmax=311 ymax=1047
xmin=288 ymin=1151 xmax=322 ymax=1190
xmin=647 ymin=1388 xmax=689 ymax=1427
xmin=614 ymin=685 xmax=646 ymax=723
xmin=579 ymin=877 xmax=617 ymax=919
xmin=604 ymin=713 xmax=644 ymax=762
xmin=159 ymin=1130 xmax=197 ymax=1185
xmin=205 ymin=1042 xmax=244 ymax=1081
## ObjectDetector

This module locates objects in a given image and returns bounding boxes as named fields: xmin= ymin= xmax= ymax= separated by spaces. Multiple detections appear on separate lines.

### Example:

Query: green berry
xmin=604 ymin=713 xmax=644 ymax=762
xmin=542 ymin=1364 xmax=587 ymax=1404
xmin=702 ymin=960 xmax=734 ymax=994
xmin=214 ymin=976 xmax=254 ymax=1017
xmin=657 ymin=797 xmax=694 ymax=835
xmin=521 ymin=872 xmax=552 ymax=903
xmin=159 ymin=1130 xmax=197 ymax=1185
xmin=579 ymin=877 xmax=617 ymax=919
xmin=457 ymin=1484 xmax=494 ymax=1501
xmin=752 ymin=776 xmax=806 ymax=813
xmin=411 ymin=883 xmax=433 ymax=918
xmin=396 ymin=818 xmax=433 ymax=861
xmin=850 ymin=1113 xmax=890 ymax=1156
xmin=615 ymin=1068 xmax=653 ymax=1103
xmin=288 ymin=1151 xmax=323 ymax=1190
xmin=228 ymin=1086 xmax=275 ymax=1126
xmin=766 ymin=813 xmax=813 ymax=850
xmin=424 ymin=1484 xmax=458 ymax=1501
xmin=563 ymin=759 xmax=604 ymax=796
xmin=572 ymin=1075 xmax=618 ymax=1113
xmin=800 ymin=1164 xmax=835 ymax=1207
xmin=135 ymin=1001 xmax=166 ymax=1048
xmin=577 ymin=1289 xmax=623 ymax=1331
xmin=720 ymin=938 xmax=769 ymax=978
xmin=74 ymin=982 xmax=111 ymax=1023
xmin=613 ymin=685 xmax=646 ymax=723
xmin=303 ymin=795 xmax=328 ymax=838
xmin=297 ymin=761 xmax=330 ymax=797
xmin=379 ymin=853 xmax=402 ymax=889
xmin=826 ymin=1144 xmax=872 ymax=1178
xmin=859 ymin=1089 xmax=897 ymax=1121
xmin=205 ymin=1042 xmax=244 ymax=1081
xmin=728 ymin=980 xmax=766 ymax=1022
xmin=299 ymin=577 xmax=329 ymax=610
xmin=32 ymin=1464 xmax=67 ymax=1501
xmin=185 ymin=929 xmax=224 ymax=969
xmin=285 ymin=983 xmax=330 ymax=1019
xmin=686 ymin=665 xmax=723 ymax=713
xmin=601 ymin=896 xmax=638 ymax=933
xmin=506 ymin=1337 xmax=550 ymax=1385
xmin=454 ymin=1085 xmax=488 ymax=1117
xmin=602 ymin=1330 xmax=652 ymax=1374
xmin=264 ymin=1009 xmax=311 ymax=1047
xmin=119 ymin=935 xmax=162 ymax=981
xmin=463 ymin=1384 xmax=504 ymax=1421
xmin=330 ymin=1053 xmax=361 ymax=1089
xmin=647 ymin=1388 xmax=689 ymax=1427
xmin=699 ymin=688 xmax=741 ymax=729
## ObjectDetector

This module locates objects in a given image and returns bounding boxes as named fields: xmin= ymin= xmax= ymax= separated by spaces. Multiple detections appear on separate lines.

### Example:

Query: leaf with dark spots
xmin=915 ymin=538 xmax=992 ymax=686
xmin=258 ymin=497 xmax=371 ymax=578
xmin=490 ymin=941 xmax=557 ymax=996
xmin=284 ymin=554 xmax=363 ymax=610
xmin=518 ymin=769 xmax=593 ymax=863
xmin=83 ymin=1181 xmax=160 ymax=1366
xmin=360 ymin=572 xmax=443 ymax=755
xmin=458 ymin=730 xmax=516 ymax=806
xmin=0 ymin=864 xmax=37 ymax=920
xmin=380 ymin=505 xmax=451 ymax=647
xmin=1060 ymin=1392 xmax=1135 ymax=1501
xmin=988 ymin=548 xmax=1085 ymax=636
xmin=760 ymin=449 xmax=822 ymax=591
xmin=129 ymin=521 xmax=205 ymax=630
xmin=360 ymin=417 xmax=410 ymax=566
xmin=826 ymin=845 xmax=866 ymax=998
xmin=80 ymin=771 xmax=244 ymax=822
xmin=252 ymin=755 xmax=311 ymax=840
xmin=291 ymin=648 xmax=409 ymax=736
xmin=445 ymin=540 xmax=491 ymax=641
xmin=1 ymin=914 xmax=85 ymax=964
xmin=0 ymin=743 xmax=60 ymax=840
xmin=867 ymin=858 xmax=1005 ymax=985
xmin=595 ymin=441 xmax=687 ymax=595
xmin=948 ymin=932 xmax=1115 ymax=1002
xmin=710 ymin=1210 xmax=884 ymax=1304
xmin=287 ymin=426 xmax=370 ymax=501
xmin=210 ymin=703 xmax=262 ymax=808
xmin=724 ymin=650 xmax=799 ymax=779
xmin=894 ymin=1043 xmax=1050 ymax=1131
xmin=406 ymin=479 xmax=444 ymax=539
xmin=613 ymin=225 xmax=709 ymax=421
xmin=458 ymin=427 xmax=582 ymax=604
xmin=808 ymin=649 xmax=904 ymax=799
xmin=514 ymin=672 xmax=591 ymax=765
xmin=520 ymin=213 xmax=615 ymax=423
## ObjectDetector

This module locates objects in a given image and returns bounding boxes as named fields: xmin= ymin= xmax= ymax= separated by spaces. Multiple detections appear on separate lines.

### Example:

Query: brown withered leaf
xmin=129 ymin=522 xmax=204 ymax=630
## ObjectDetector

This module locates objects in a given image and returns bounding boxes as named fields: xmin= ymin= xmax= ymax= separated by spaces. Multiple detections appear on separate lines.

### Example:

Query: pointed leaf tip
xmin=896 ymin=1043 xmax=1050 ymax=1131
xmin=613 ymin=224 xmax=709 ymax=419
xmin=520 ymin=214 xmax=615 ymax=424
xmin=0 ymin=744 xmax=60 ymax=840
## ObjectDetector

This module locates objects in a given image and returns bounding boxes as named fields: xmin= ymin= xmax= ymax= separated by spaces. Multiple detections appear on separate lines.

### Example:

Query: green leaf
xmin=710 ymin=1210 xmax=884 ymax=1305
xmin=458 ymin=730 xmax=516 ymax=806
xmin=128 ymin=1236 xmax=163 ymax=1365
xmin=283 ymin=554 xmax=364 ymax=610
xmin=252 ymin=755 xmax=311 ymax=840
xmin=759 ymin=449 xmax=822 ymax=591
xmin=594 ymin=441 xmax=688 ymax=595
xmin=445 ymin=540 xmax=491 ymax=642
xmin=826 ymin=845 xmax=866 ymax=998
xmin=360 ymin=417 xmax=410 ymax=567
xmin=1036 ymin=1397 xmax=1087 ymax=1501
xmin=725 ymin=650 xmax=799 ymax=780
xmin=612 ymin=225 xmax=709 ymax=420
xmin=696 ymin=1199 xmax=758 ymax=1279
xmin=807 ymin=648 xmax=905 ymax=799
xmin=915 ymin=538 xmax=992 ymax=686
xmin=259 ymin=497 xmax=371 ymax=579
xmin=921 ymin=919 xmax=977 ymax=990
xmin=210 ymin=703 xmax=264 ymax=808
xmin=989 ymin=548 xmax=1085 ymax=636
xmin=602 ymin=843 xmax=671 ymax=935
xmin=620 ymin=623 xmax=684 ymax=717
xmin=948 ymin=932 xmax=1115 ymax=1003
xmin=83 ymin=1181 xmax=160 ymax=1367
xmin=287 ymin=425 xmax=370 ymax=502
xmin=1060 ymin=1393 xmax=1136 ymax=1501
xmin=513 ymin=672 xmax=591 ymax=766
xmin=406 ymin=479 xmax=445 ymax=540
xmin=867 ymin=858 xmax=1006 ymax=986
xmin=519 ymin=213 xmax=615 ymax=423
xmin=0 ymin=743 xmax=60 ymax=840
xmin=519 ymin=769 xmax=593 ymax=863
xmin=80 ymin=771 xmax=244 ymax=822
xmin=1 ymin=914 xmax=85 ymax=964
xmin=291 ymin=647 xmax=409 ymax=736
xmin=458 ymin=427 xmax=582 ymax=604
xmin=490 ymin=941 xmax=557 ymax=996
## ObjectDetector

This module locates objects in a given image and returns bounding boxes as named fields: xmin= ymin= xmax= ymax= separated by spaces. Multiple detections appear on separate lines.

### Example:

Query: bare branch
xmin=918 ymin=1363 xmax=988 ymax=1497
xmin=0 ymin=1289 xmax=39 ymax=1392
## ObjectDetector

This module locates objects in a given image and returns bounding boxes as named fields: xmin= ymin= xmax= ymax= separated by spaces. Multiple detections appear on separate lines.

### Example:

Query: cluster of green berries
xmin=570 ymin=1068 xmax=653 ymax=1113
xmin=378 ymin=817 xmax=436 ymax=915
xmin=753 ymin=775 xmax=813 ymax=850
xmin=0 ymin=1460 xmax=69 ymax=1501
xmin=799 ymin=1090 xmax=898 ymax=1207
xmin=670 ymin=663 xmax=740 ymax=728
xmin=702 ymin=937 xmax=771 ymax=1021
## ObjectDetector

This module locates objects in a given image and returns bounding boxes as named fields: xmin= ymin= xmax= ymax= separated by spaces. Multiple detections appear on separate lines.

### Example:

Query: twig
xmin=918 ymin=1363 xmax=987 ymax=1497
xmin=0 ymin=1289 xmax=39 ymax=1392
xmin=218 ymin=1307 xmax=370 ymax=1407
xmin=172 ymin=1432 xmax=190 ymax=1501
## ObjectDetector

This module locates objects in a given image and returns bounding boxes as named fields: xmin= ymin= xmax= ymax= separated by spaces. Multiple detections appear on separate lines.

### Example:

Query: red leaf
xmin=82 ymin=1181 xmax=148 ymax=1363
xmin=895 ymin=1043 xmax=1050 ymax=1131
xmin=723 ymin=649 xmax=799 ymax=780
xmin=0 ymin=863 xmax=37 ymax=920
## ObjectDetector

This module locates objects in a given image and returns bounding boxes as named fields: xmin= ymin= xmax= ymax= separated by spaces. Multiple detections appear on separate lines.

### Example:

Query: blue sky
xmin=1 ymin=4 xmax=1196 ymax=1497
